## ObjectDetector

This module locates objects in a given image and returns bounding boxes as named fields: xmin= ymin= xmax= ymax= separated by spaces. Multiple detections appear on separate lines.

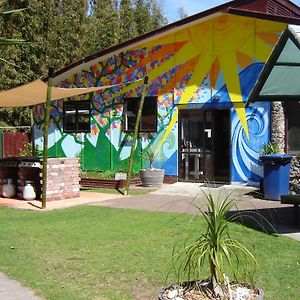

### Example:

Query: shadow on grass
xmin=227 ymin=205 xmax=299 ymax=235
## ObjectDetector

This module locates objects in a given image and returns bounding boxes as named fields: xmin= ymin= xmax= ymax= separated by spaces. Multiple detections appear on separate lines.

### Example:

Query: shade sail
xmin=0 ymin=79 xmax=118 ymax=107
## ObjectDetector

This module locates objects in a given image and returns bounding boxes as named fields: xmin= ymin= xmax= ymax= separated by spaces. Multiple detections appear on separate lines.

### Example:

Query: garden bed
xmin=80 ymin=177 xmax=141 ymax=189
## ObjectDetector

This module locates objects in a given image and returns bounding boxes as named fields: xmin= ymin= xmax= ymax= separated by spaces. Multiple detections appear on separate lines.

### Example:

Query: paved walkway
xmin=0 ymin=183 xmax=299 ymax=239
xmin=0 ymin=272 xmax=42 ymax=300
xmin=89 ymin=182 xmax=300 ymax=241
xmin=0 ymin=182 xmax=299 ymax=299
xmin=0 ymin=191 xmax=123 ymax=211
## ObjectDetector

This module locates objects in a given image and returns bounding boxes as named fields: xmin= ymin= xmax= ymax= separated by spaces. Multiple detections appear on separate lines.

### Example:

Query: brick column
xmin=46 ymin=158 xmax=80 ymax=201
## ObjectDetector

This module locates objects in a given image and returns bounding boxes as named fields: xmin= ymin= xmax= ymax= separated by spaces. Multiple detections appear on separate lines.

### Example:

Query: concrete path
xmin=89 ymin=182 xmax=300 ymax=241
xmin=0 ymin=182 xmax=299 ymax=241
xmin=0 ymin=272 xmax=42 ymax=300
xmin=0 ymin=191 xmax=124 ymax=211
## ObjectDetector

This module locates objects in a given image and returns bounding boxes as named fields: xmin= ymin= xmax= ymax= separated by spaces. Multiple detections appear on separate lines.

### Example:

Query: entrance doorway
xmin=178 ymin=109 xmax=230 ymax=182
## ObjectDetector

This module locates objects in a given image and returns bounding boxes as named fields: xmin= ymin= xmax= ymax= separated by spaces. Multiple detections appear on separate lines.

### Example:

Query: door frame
xmin=178 ymin=108 xmax=231 ymax=183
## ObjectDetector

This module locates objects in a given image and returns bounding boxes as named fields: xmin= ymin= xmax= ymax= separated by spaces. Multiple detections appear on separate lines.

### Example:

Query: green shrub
xmin=19 ymin=142 xmax=40 ymax=157
xmin=261 ymin=142 xmax=280 ymax=154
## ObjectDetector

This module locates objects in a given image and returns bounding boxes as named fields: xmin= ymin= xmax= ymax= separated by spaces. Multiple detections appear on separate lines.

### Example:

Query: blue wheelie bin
xmin=260 ymin=154 xmax=292 ymax=200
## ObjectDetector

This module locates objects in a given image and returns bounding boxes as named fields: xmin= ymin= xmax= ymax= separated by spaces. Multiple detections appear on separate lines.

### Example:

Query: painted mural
xmin=33 ymin=14 xmax=285 ymax=183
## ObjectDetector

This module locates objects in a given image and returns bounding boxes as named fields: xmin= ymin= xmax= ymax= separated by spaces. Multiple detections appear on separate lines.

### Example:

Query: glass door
xmin=178 ymin=109 xmax=230 ymax=182
xmin=179 ymin=110 xmax=214 ymax=181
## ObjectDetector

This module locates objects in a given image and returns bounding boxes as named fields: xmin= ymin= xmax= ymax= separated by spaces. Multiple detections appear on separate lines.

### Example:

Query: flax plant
xmin=175 ymin=190 xmax=257 ymax=297
xmin=139 ymin=147 xmax=158 ymax=169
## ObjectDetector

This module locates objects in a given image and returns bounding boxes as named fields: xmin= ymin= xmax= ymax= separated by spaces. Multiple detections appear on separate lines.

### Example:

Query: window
xmin=123 ymin=96 xmax=157 ymax=132
xmin=63 ymin=100 xmax=90 ymax=133
xmin=286 ymin=101 xmax=300 ymax=153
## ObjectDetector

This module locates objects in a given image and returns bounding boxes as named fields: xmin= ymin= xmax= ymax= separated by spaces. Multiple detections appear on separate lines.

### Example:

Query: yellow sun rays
xmin=219 ymin=51 xmax=249 ymax=138
xmin=155 ymin=15 xmax=284 ymax=144
xmin=108 ymin=14 xmax=285 ymax=147
xmin=158 ymin=53 xmax=213 ymax=147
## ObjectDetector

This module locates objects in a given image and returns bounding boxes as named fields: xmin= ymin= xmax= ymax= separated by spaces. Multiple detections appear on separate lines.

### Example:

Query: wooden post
xmin=30 ymin=106 xmax=35 ymax=156
xmin=41 ymin=68 xmax=53 ymax=209
xmin=124 ymin=76 xmax=149 ymax=195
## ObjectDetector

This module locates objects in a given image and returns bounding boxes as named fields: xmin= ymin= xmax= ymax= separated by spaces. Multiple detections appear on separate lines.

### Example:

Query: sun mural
xmin=114 ymin=15 xmax=285 ymax=142
xmin=33 ymin=14 xmax=286 ymax=181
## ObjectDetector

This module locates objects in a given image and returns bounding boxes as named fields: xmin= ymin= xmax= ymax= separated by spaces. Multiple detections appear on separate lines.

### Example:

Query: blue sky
xmin=164 ymin=0 xmax=300 ymax=23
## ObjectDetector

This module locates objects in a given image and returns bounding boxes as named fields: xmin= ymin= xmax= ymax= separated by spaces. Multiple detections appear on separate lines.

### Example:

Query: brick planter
xmin=0 ymin=157 xmax=80 ymax=201
xmin=46 ymin=158 xmax=80 ymax=201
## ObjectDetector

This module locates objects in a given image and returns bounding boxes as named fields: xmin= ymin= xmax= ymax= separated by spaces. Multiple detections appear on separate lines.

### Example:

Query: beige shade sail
xmin=0 ymin=79 xmax=121 ymax=107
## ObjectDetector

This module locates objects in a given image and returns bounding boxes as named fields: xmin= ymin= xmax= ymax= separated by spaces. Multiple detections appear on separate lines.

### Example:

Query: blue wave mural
xmin=232 ymin=63 xmax=269 ymax=184
xmin=231 ymin=102 xmax=270 ymax=184
xmin=202 ymin=62 xmax=270 ymax=184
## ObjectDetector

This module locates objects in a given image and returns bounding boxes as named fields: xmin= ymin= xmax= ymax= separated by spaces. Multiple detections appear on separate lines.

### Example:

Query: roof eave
xmin=51 ymin=0 xmax=300 ymax=85
xmin=228 ymin=7 xmax=300 ymax=25
xmin=51 ymin=1 xmax=238 ymax=84
xmin=52 ymin=11 xmax=225 ymax=85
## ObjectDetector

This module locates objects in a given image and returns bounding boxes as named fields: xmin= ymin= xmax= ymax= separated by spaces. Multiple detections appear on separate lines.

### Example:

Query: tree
xmin=174 ymin=191 xmax=257 ymax=298
xmin=177 ymin=6 xmax=188 ymax=20
xmin=134 ymin=0 xmax=151 ymax=36
xmin=134 ymin=0 xmax=167 ymax=36
xmin=0 ymin=0 xmax=168 ymax=127
xmin=20 ymin=0 xmax=87 ymax=75
xmin=0 ymin=0 xmax=30 ymax=127
xmin=119 ymin=0 xmax=136 ymax=42
xmin=82 ymin=0 xmax=119 ymax=54
xmin=149 ymin=0 xmax=167 ymax=30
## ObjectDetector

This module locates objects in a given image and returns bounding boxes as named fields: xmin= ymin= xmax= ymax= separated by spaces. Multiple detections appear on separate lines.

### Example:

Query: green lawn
xmin=0 ymin=206 xmax=299 ymax=299
xmin=80 ymin=170 xmax=117 ymax=179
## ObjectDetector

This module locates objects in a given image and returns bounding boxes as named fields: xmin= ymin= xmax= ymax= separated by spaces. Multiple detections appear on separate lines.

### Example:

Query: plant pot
xmin=140 ymin=169 xmax=164 ymax=187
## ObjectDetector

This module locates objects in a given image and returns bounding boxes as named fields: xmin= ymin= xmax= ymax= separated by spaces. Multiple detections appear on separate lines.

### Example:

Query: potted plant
xmin=260 ymin=142 xmax=280 ymax=155
xmin=139 ymin=147 xmax=164 ymax=187
xmin=260 ymin=142 xmax=292 ymax=200
xmin=160 ymin=190 xmax=262 ymax=300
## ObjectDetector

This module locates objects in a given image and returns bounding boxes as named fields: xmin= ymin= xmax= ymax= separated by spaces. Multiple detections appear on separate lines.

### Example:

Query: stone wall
xmin=290 ymin=156 xmax=300 ymax=194
xmin=271 ymin=102 xmax=285 ymax=153
xmin=270 ymin=102 xmax=300 ymax=194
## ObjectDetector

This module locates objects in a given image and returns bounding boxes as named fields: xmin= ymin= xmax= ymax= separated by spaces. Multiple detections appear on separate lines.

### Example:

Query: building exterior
xmin=247 ymin=24 xmax=300 ymax=192
xmin=33 ymin=0 xmax=300 ymax=185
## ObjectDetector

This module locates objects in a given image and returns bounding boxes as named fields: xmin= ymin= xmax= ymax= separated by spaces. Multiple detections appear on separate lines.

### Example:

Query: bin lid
xmin=260 ymin=154 xmax=292 ymax=163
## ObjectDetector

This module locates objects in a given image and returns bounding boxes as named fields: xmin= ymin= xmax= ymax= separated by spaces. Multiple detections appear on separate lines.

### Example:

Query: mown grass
xmin=80 ymin=170 xmax=116 ymax=179
xmin=0 ymin=206 xmax=299 ymax=299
